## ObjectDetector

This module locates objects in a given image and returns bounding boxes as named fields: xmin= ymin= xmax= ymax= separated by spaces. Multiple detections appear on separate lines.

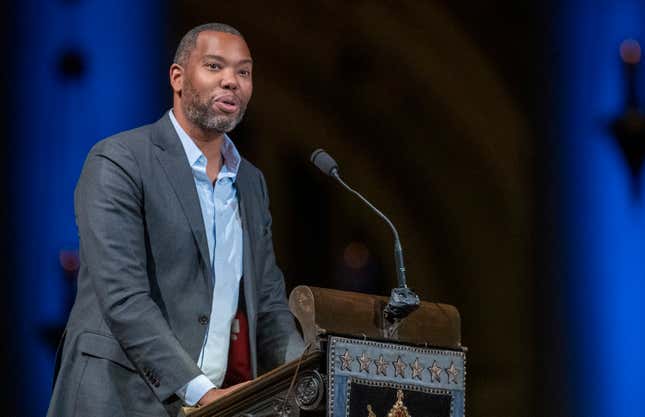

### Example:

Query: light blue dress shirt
xmin=169 ymin=110 xmax=244 ymax=405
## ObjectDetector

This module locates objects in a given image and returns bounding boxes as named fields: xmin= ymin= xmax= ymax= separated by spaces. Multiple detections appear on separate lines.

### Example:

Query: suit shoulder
xmin=240 ymin=157 xmax=263 ymax=177
xmin=80 ymin=122 xmax=159 ymax=185
xmin=90 ymin=123 xmax=155 ymax=158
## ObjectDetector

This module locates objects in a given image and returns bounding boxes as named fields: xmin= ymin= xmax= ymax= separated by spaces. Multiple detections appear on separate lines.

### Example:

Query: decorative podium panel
xmin=327 ymin=336 xmax=466 ymax=417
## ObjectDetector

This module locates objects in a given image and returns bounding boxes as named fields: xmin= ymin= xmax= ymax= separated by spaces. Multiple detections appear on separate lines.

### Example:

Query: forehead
xmin=192 ymin=31 xmax=252 ymax=63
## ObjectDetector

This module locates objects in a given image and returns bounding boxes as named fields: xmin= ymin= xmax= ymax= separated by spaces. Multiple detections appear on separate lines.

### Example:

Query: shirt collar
xmin=169 ymin=109 xmax=241 ymax=178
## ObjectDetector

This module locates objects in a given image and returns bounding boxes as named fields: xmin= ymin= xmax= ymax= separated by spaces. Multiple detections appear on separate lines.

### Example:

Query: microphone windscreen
xmin=310 ymin=148 xmax=339 ymax=176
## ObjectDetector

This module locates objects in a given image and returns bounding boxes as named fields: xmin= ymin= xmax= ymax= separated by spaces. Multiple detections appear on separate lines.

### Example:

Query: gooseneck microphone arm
xmin=310 ymin=148 xmax=420 ymax=320
xmin=331 ymin=172 xmax=408 ymax=289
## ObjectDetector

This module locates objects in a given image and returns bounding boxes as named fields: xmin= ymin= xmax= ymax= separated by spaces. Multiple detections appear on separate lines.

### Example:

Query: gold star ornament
xmin=410 ymin=357 xmax=423 ymax=380
xmin=445 ymin=361 xmax=459 ymax=384
xmin=393 ymin=356 xmax=407 ymax=378
xmin=429 ymin=360 xmax=442 ymax=383
xmin=357 ymin=351 xmax=372 ymax=373
xmin=340 ymin=349 xmax=354 ymax=371
xmin=374 ymin=354 xmax=388 ymax=376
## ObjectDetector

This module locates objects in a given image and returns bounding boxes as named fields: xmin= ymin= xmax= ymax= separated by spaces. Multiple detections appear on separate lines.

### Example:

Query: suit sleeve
xmin=75 ymin=141 xmax=202 ymax=401
xmin=254 ymin=171 xmax=305 ymax=374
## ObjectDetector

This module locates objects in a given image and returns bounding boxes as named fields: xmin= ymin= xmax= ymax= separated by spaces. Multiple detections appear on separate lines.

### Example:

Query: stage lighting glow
xmin=619 ymin=39 xmax=641 ymax=64
xmin=343 ymin=241 xmax=370 ymax=269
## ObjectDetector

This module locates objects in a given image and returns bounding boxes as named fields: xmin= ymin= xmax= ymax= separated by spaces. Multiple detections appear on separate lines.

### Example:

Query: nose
xmin=220 ymin=68 xmax=238 ymax=90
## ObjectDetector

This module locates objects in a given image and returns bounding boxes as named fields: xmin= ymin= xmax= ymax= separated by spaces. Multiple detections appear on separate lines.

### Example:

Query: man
xmin=47 ymin=23 xmax=303 ymax=417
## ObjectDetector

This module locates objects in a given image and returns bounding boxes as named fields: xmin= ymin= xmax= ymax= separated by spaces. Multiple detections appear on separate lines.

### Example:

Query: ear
xmin=169 ymin=63 xmax=184 ymax=95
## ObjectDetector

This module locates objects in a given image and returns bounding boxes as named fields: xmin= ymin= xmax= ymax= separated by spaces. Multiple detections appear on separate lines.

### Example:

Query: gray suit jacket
xmin=47 ymin=113 xmax=303 ymax=417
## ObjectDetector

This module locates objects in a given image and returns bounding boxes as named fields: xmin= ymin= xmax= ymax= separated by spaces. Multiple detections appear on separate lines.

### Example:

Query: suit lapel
xmin=235 ymin=161 xmax=259 ymax=377
xmin=150 ymin=113 xmax=213 ymax=290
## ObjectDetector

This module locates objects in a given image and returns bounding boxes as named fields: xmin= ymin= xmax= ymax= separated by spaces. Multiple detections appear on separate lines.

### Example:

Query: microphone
xmin=310 ymin=149 xmax=420 ymax=320
xmin=310 ymin=148 xmax=338 ymax=176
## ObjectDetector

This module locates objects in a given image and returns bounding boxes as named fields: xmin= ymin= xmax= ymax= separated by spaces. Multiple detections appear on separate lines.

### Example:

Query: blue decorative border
xmin=327 ymin=336 xmax=466 ymax=417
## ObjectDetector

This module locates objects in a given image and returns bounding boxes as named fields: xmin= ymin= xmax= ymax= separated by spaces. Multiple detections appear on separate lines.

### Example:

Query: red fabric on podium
xmin=223 ymin=309 xmax=252 ymax=387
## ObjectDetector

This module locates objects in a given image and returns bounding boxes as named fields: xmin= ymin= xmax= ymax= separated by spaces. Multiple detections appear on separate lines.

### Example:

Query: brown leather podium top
xmin=288 ymin=286 xmax=462 ymax=350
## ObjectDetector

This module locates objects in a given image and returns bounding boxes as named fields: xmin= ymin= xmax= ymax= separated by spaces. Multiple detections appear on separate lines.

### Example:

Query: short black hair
xmin=173 ymin=23 xmax=244 ymax=66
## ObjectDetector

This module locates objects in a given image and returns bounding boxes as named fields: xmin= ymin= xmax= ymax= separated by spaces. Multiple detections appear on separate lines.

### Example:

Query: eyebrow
xmin=202 ymin=54 xmax=253 ymax=65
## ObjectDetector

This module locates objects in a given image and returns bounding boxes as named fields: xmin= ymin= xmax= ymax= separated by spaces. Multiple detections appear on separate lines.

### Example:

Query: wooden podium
xmin=181 ymin=286 xmax=465 ymax=417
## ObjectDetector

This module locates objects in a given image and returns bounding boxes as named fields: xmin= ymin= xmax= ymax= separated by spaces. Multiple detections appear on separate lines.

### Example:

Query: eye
xmin=206 ymin=63 xmax=221 ymax=70
xmin=238 ymin=69 xmax=251 ymax=77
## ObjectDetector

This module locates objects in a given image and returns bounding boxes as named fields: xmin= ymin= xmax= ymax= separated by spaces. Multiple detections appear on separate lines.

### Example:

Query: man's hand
xmin=197 ymin=381 xmax=253 ymax=407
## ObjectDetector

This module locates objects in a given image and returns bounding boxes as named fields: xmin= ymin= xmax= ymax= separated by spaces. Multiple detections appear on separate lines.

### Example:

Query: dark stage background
xmin=3 ymin=1 xmax=645 ymax=417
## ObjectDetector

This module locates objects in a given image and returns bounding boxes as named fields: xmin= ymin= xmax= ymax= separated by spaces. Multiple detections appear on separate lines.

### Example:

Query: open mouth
xmin=214 ymin=96 xmax=239 ymax=114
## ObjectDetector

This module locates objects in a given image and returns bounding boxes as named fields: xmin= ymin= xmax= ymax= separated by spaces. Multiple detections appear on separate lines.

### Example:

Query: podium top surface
xmin=289 ymin=286 xmax=462 ymax=349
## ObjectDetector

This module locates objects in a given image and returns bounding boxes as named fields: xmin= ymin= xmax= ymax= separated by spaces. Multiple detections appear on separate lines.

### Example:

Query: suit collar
xmin=150 ymin=110 xmax=181 ymax=151
xmin=168 ymin=110 xmax=203 ymax=167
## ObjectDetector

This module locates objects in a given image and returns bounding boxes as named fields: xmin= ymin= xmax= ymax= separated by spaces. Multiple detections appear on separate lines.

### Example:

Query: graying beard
xmin=183 ymin=86 xmax=245 ymax=133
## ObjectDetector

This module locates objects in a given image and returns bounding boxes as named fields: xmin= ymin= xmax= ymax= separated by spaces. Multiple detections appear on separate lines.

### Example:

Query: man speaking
xmin=47 ymin=23 xmax=303 ymax=417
